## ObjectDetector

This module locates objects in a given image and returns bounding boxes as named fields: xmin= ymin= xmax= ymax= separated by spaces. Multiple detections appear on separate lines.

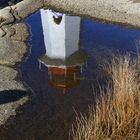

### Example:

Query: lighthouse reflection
xmin=48 ymin=66 xmax=80 ymax=95
xmin=39 ymin=52 xmax=87 ymax=95
xmin=40 ymin=9 xmax=87 ymax=94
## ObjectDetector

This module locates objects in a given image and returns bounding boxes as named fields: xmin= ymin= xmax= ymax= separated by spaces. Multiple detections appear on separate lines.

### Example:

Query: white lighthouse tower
xmin=40 ymin=9 xmax=81 ymax=60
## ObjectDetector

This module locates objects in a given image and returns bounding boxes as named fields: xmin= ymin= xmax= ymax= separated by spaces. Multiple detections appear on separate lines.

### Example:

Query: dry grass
xmin=71 ymin=54 xmax=140 ymax=140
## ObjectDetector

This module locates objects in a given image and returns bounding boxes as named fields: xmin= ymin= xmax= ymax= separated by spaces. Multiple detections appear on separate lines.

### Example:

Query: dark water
xmin=0 ymin=0 xmax=22 ymax=7
xmin=1 ymin=11 xmax=140 ymax=140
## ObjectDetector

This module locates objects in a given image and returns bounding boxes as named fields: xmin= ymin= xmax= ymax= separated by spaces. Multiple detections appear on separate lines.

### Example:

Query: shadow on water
xmin=0 ymin=10 xmax=140 ymax=140
xmin=0 ymin=90 xmax=28 ymax=105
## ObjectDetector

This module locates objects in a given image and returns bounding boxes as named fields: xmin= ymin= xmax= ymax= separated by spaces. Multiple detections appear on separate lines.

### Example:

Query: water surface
xmin=1 ymin=10 xmax=140 ymax=140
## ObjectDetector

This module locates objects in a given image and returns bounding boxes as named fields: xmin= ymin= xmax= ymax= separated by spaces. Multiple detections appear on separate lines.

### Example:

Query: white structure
xmin=40 ymin=9 xmax=81 ymax=60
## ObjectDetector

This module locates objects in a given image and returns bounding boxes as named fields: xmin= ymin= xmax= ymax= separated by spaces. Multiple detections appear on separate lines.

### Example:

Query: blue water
xmin=21 ymin=11 xmax=140 ymax=93
xmin=22 ymin=12 xmax=140 ymax=74
xmin=2 ymin=11 xmax=140 ymax=140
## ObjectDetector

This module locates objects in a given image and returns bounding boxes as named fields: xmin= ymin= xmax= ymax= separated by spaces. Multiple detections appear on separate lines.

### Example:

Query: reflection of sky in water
xmin=20 ymin=11 xmax=140 ymax=95
xmin=26 ymin=11 xmax=140 ymax=61
xmin=83 ymin=20 xmax=140 ymax=53
xmin=6 ymin=11 xmax=140 ymax=140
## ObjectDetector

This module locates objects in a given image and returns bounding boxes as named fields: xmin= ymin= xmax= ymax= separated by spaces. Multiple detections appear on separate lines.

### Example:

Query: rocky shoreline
xmin=0 ymin=0 xmax=140 ymax=127
xmin=0 ymin=0 xmax=140 ymax=29
xmin=0 ymin=0 xmax=40 ymax=126
xmin=0 ymin=21 xmax=30 ymax=125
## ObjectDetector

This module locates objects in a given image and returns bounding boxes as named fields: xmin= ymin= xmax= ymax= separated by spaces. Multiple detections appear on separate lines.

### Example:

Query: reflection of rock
xmin=0 ymin=22 xmax=30 ymax=125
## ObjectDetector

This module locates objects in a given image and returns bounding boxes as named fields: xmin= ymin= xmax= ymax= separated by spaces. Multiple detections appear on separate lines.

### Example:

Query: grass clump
xmin=71 ymin=54 xmax=140 ymax=140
